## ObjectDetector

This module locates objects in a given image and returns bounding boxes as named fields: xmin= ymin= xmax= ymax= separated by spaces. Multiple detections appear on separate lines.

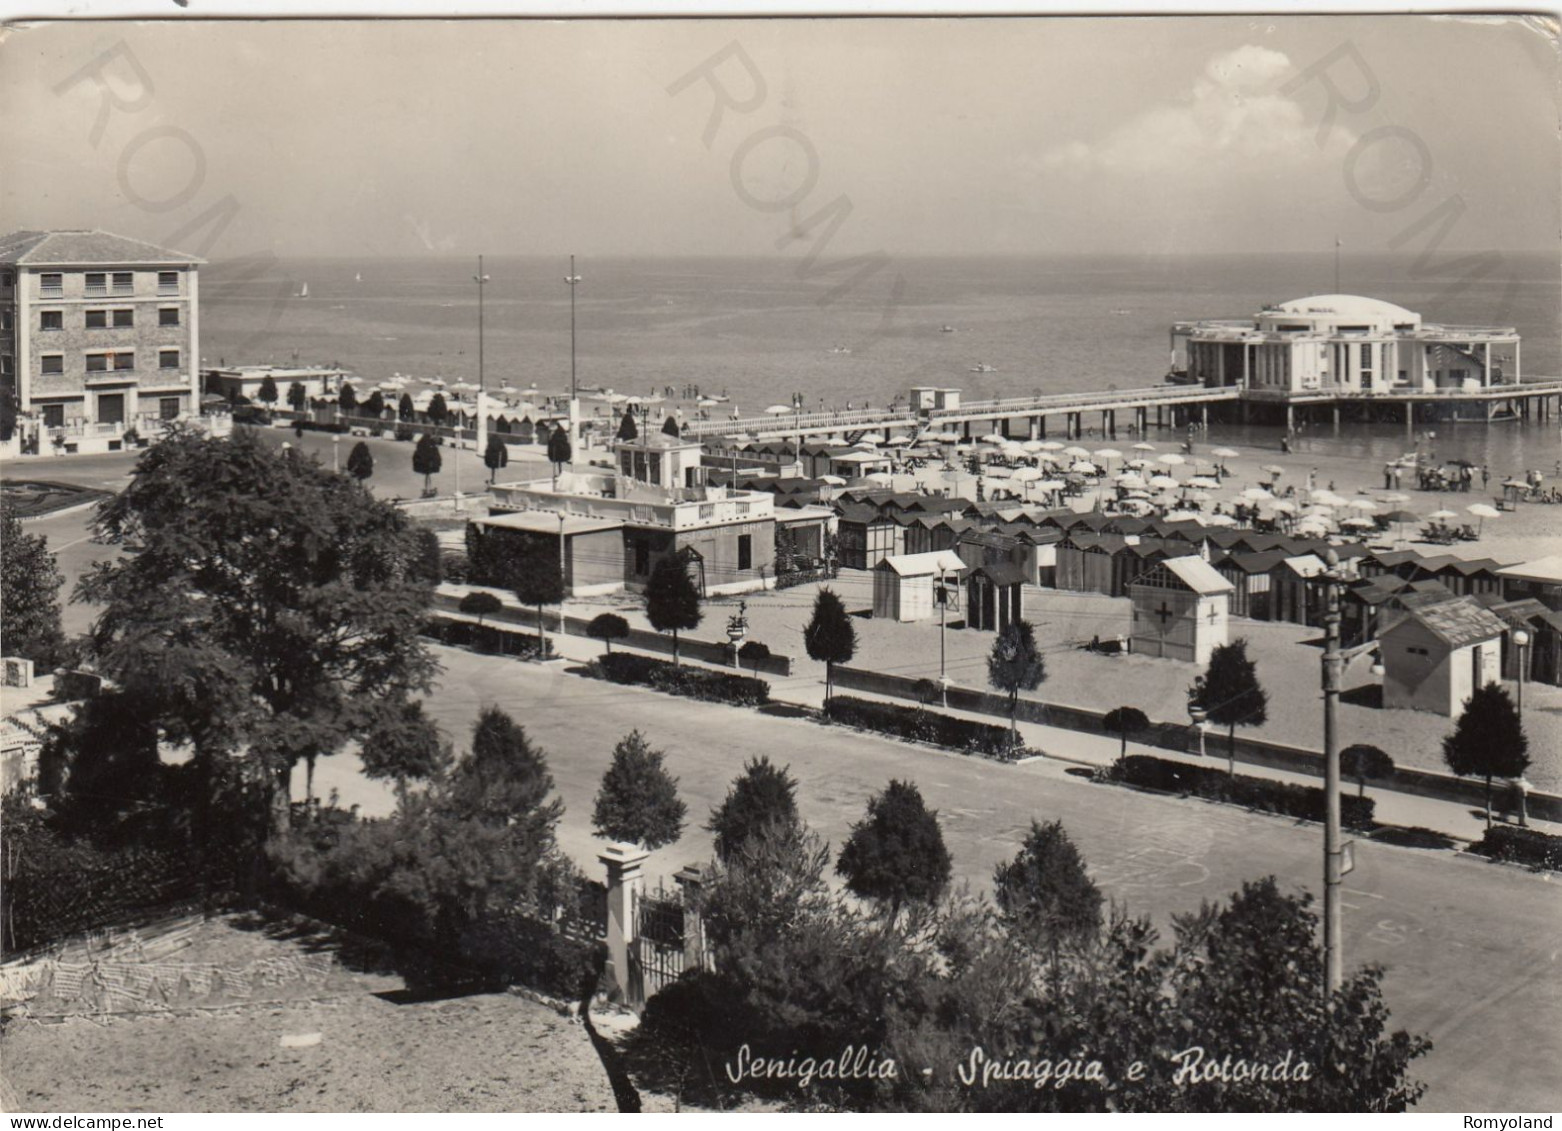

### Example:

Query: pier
xmin=683 ymin=379 xmax=1562 ymax=443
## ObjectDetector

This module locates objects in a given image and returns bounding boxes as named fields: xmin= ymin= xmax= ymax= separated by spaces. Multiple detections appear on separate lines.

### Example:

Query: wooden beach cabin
xmin=1380 ymin=598 xmax=1506 ymax=716
xmin=1272 ymin=553 xmax=1327 ymax=626
xmin=835 ymin=503 xmax=903 ymax=570
xmin=966 ymin=560 xmax=1028 ymax=632
xmin=1127 ymin=556 xmax=1234 ymax=664
xmin=1214 ymin=549 xmax=1286 ymax=620
xmin=871 ymin=550 xmax=966 ymax=623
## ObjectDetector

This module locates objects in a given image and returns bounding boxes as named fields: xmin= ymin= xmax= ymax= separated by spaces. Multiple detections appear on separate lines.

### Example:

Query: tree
xmin=398 ymin=392 xmax=415 ymax=422
xmin=706 ymin=756 xmax=799 ymax=863
xmin=358 ymin=699 xmax=448 ymax=799
xmin=987 ymin=619 xmax=1045 ymax=747
xmin=512 ymin=533 xmax=565 ymax=653
xmin=661 ymin=415 xmax=682 ymax=437
xmin=803 ymin=587 xmax=856 ymax=702
xmin=287 ymin=381 xmax=307 ymax=413
xmin=616 ymin=411 xmax=639 ymax=442
xmin=592 ymin=730 xmax=687 ymax=850
xmin=646 ymin=552 xmax=701 ymax=666
xmin=257 ymin=375 xmax=278 ymax=407
xmin=343 ymin=441 xmax=372 ymax=483
xmin=1442 ymin=683 xmax=1529 ymax=828
xmin=586 ymin=612 xmax=630 ymax=655
xmin=483 ymin=435 xmax=510 ymax=484
xmin=363 ymin=390 xmax=386 ymax=419
xmin=737 ymin=639 xmax=770 ymax=676
xmin=449 ymin=706 xmax=565 ymax=842
xmin=912 ymin=677 xmax=940 ymax=708
xmin=77 ymin=426 xmax=438 ymax=837
xmin=413 ymin=434 xmax=442 ymax=495
xmin=338 ymin=383 xmax=358 ymax=415
xmin=547 ymin=427 xmax=573 ymax=486
xmin=1 ymin=504 xmax=65 ymax=669
xmin=459 ymin=589 xmax=503 ymax=628
xmin=1193 ymin=638 xmax=1268 ymax=775
xmin=1102 ymin=705 xmax=1151 ymax=760
xmin=1341 ymin=743 xmax=1395 ymax=800
xmin=427 ymin=392 xmax=449 ymax=430
xmin=836 ymin=779 xmax=951 ymax=918
xmin=992 ymin=819 xmax=1102 ymax=985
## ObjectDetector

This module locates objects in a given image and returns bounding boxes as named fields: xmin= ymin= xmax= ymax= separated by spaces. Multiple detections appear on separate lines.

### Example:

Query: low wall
xmin=831 ymin=664 xmax=1562 ymax=823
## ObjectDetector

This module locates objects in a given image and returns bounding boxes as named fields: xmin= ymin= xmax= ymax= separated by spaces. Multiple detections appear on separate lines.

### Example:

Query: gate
xmin=629 ymin=885 xmax=686 ymax=1006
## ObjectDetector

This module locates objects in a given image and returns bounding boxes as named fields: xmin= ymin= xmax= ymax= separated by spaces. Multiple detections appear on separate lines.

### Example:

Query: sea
xmin=200 ymin=250 xmax=1562 ymax=473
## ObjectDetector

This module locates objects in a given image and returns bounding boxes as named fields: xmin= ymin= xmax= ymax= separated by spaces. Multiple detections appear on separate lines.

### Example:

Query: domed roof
xmin=1269 ymin=294 xmax=1418 ymax=321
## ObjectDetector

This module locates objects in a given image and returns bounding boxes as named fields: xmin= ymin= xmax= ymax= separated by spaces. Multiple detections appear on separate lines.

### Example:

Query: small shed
xmin=872 ymin=549 xmax=966 ymax=623
xmin=835 ymin=503 xmax=903 ymax=570
xmin=1488 ymin=598 xmax=1562 ymax=687
xmin=1497 ymin=555 xmax=1562 ymax=611
xmin=966 ymin=560 xmax=1028 ymax=632
xmin=1272 ymin=553 xmax=1327 ymax=626
xmin=1127 ymin=556 xmax=1234 ymax=664
xmin=1380 ymin=598 xmax=1506 ymax=716
xmin=1214 ymin=549 xmax=1286 ymax=620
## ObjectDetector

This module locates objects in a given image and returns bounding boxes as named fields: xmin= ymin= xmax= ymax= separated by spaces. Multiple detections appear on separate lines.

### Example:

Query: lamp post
xmin=936 ymin=567 xmax=951 ymax=706
xmin=1513 ymin=627 xmax=1531 ymax=827
xmin=473 ymin=256 xmax=490 ymax=482
xmin=1188 ymin=703 xmax=1208 ymax=759
xmin=332 ymin=432 xmax=340 ymax=474
xmin=1319 ymin=548 xmax=1346 ymax=997
xmin=565 ymin=257 xmax=582 ymax=450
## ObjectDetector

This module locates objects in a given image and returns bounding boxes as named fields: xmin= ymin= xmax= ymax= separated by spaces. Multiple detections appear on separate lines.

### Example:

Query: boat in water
xmin=969 ymin=363 xmax=997 ymax=373
xmin=296 ymin=282 xmax=309 ymax=299
xmin=940 ymin=325 xmax=956 ymax=333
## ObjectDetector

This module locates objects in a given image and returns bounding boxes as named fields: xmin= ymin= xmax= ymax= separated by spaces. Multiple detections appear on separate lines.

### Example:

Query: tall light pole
xmin=474 ymin=256 xmax=490 ymax=477
xmin=937 ymin=567 xmax=950 ymax=707
xmin=1513 ymin=628 xmax=1531 ymax=827
xmin=565 ymin=257 xmax=582 ymax=450
xmin=1320 ymin=548 xmax=1346 ymax=997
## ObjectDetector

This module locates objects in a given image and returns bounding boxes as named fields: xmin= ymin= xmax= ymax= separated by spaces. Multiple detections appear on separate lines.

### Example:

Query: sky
xmin=1 ymin=15 xmax=1557 ymax=260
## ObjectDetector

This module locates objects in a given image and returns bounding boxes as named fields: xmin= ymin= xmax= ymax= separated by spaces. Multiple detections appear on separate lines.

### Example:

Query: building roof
xmin=1129 ymin=555 xmax=1234 ymax=595
xmin=1269 ymin=294 xmax=1418 ymax=321
xmin=1222 ymin=549 xmax=1289 ymax=575
xmin=0 ymin=229 xmax=204 ymax=266
xmin=1496 ymin=556 xmax=1562 ymax=585
xmin=477 ymin=511 xmax=623 ymax=536
xmin=1386 ymin=597 xmax=1507 ymax=649
xmin=877 ymin=550 xmax=966 ymax=577
xmin=1281 ymin=554 xmax=1327 ymax=578
xmin=774 ymin=504 xmax=835 ymax=525
xmin=968 ymin=560 xmax=1030 ymax=588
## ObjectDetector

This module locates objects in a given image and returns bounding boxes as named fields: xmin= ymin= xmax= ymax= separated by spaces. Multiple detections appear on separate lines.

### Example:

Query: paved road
xmin=340 ymin=646 xmax=1561 ymax=1114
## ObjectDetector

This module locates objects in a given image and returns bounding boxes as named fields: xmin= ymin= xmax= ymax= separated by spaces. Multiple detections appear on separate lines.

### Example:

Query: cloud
xmin=1038 ymin=45 xmax=1357 ymax=179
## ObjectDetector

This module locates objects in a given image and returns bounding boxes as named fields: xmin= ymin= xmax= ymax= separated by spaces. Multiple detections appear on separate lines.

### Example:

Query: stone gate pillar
xmin=674 ymin=864 xmax=708 ymax=973
xmin=598 ymin=843 xmax=649 ymax=1004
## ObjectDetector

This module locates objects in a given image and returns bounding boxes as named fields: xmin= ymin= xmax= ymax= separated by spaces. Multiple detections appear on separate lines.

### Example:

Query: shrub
xmin=423 ymin=618 xmax=551 ymax=659
xmin=594 ymin=651 xmax=769 ymax=706
xmin=823 ymin=695 xmax=1022 ymax=762
xmin=1099 ymin=754 xmax=1375 ymax=829
xmin=1470 ymin=825 xmax=1562 ymax=871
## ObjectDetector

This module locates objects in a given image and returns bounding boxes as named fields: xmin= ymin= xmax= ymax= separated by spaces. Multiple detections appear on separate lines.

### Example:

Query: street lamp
xmin=473 ymin=256 xmax=490 ymax=478
xmin=936 ymin=567 xmax=951 ymax=706
xmin=1513 ymin=627 xmax=1531 ymax=827
xmin=564 ymin=257 xmax=582 ymax=449
xmin=1319 ymin=548 xmax=1346 ymax=997
xmin=332 ymin=432 xmax=340 ymax=474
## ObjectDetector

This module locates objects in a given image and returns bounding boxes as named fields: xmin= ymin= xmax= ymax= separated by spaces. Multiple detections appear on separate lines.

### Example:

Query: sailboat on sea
xmin=354 ymin=272 xmax=362 ymax=283
xmin=296 ymin=282 xmax=310 ymax=299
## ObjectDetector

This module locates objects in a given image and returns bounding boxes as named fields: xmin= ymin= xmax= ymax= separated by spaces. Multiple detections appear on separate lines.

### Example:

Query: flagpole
xmin=1334 ymin=235 xmax=1341 ymax=293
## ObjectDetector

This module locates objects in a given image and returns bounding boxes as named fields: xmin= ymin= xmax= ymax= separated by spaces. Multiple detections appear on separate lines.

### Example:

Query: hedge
xmin=1100 ymin=754 xmax=1375 ymax=829
xmin=594 ymin=651 xmax=770 ymax=706
xmin=1470 ymin=825 xmax=1562 ymax=871
xmin=823 ymin=695 xmax=1024 ymax=763
xmin=423 ymin=618 xmax=551 ymax=660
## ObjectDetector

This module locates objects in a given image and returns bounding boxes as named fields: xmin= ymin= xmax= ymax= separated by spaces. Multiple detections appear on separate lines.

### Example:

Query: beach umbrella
xmin=1132 ymin=442 xmax=1157 ymax=452
xmin=1297 ymin=518 xmax=1329 ymax=535
xmin=1241 ymin=487 xmax=1273 ymax=502
xmin=936 ymin=430 xmax=962 ymax=442
xmin=1149 ymin=474 xmax=1179 ymax=489
xmin=853 ymin=439 xmax=878 ymax=449
xmin=1070 ymin=460 xmax=1099 ymax=475
xmin=1188 ymin=476 xmax=1220 ymax=489
xmin=1271 ymin=500 xmax=1298 ymax=515
xmin=765 ymin=404 xmax=794 ymax=415
xmin=1382 ymin=508 xmax=1418 ymax=524
xmin=1205 ymin=513 xmax=1238 ymax=527
xmin=882 ymin=436 xmax=912 ymax=446
xmin=1094 ymin=448 xmax=1122 ymax=461
xmin=1379 ymin=492 xmax=1410 ymax=503
xmin=1429 ymin=509 xmax=1457 ymax=520
xmin=1341 ymin=516 xmax=1377 ymax=529
xmin=698 ymin=398 xmax=720 ymax=407
xmin=1122 ymin=488 xmax=1151 ymax=500
xmin=1022 ymin=439 xmax=1046 ymax=453
xmin=1157 ymin=453 xmax=1186 ymax=466
xmin=864 ymin=472 xmax=895 ymax=485
xmin=1504 ymin=479 xmax=1529 ymax=489
xmin=1012 ymin=466 xmax=1043 ymax=483
xmin=1038 ymin=440 xmax=1065 ymax=452
xmin=1348 ymin=498 xmax=1378 ymax=512
xmin=1064 ymin=445 xmax=1091 ymax=459
xmin=1116 ymin=472 xmax=1147 ymax=487
xmin=1467 ymin=502 xmax=1500 ymax=536
xmin=1126 ymin=457 xmax=1152 ymax=470
xmin=1313 ymin=490 xmax=1348 ymax=507
xmin=819 ymin=474 xmax=847 ymax=486
xmin=1211 ymin=447 xmax=1240 ymax=458
xmin=1190 ymin=491 xmax=1213 ymax=504
xmin=1164 ymin=509 xmax=1199 ymax=523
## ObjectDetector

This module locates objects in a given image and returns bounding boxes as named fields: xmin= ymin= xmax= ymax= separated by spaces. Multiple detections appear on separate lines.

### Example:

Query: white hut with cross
xmin=1127 ymin=556 xmax=1234 ymax=663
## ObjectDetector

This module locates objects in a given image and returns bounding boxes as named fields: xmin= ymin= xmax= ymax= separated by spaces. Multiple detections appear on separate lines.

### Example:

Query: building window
xmin=40 ymin=273 xmax=63 ymax=296
xmin=1 ymin=310 xmax=10 ymax=330
xmin=1406 ymin=645 xmax=1429 ymax=656
xmin=159 ymin=349 xmax=180 ymax=369
xmin=112 ymin=272 xmax=133 ymax=294
xmin=620 ymin=451 xmax=633 ymax=476
xmin=41 ymin=354 xmax=64 ymax=375
xmin=737 ymin=534 xmax=753 ymax=571
xmin=39 ymin=310 xmax=63 ymax=331
xmin=113 ymin=309 xmax=134 ymax=328
xmin=1 ymin=357 xmax=12 ymax=376
xmin=86 ymin=310 xmax=107 ymax=328
xmin=86 ymin=354 xmax=108 ymax=372
xmin=159 ymin=307 xmax=180 ymax=327
xmin=158 ymin=271 xmax=179 ymax=294
xmin=160 ymin=397 xmax=181 ymax=420
xmin=42 ymin=404 xmax=65 ymax=428
xmin=85 ymin=273 xmax=107 ymax=295
xmin=113 ymin=352 xmax=134 ymax=371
